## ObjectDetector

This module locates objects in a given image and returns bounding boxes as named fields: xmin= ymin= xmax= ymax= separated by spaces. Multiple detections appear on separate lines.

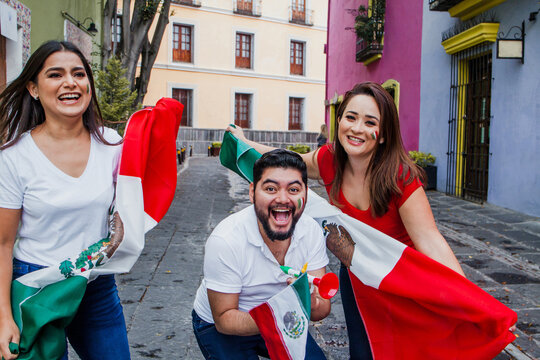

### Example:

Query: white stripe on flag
xmin=266 ymin=285 xmax=309 ymax=360
xmin=144 ymin=213 xmax=158 ymax=233
xmin=93 ymin=175 xmax=144 ymax=275
xmin=305 ymin=189 xmax=405 ymax=289
xmin=14 ymin=266 xmax=91 ymax=288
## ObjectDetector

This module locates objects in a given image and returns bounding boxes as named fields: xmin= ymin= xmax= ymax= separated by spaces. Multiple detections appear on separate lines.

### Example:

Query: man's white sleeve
xmin=203 ymin=234 xmax=243 ymax=294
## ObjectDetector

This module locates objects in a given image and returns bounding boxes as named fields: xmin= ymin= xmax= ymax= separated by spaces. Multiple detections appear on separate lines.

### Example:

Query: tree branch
xmin=121 ymin=0 xmax=132 ymax=59
xmin=135 ymin=0 xmax=171 ymax=103
xmin=102 ymin=0 xmax=115 ymax=69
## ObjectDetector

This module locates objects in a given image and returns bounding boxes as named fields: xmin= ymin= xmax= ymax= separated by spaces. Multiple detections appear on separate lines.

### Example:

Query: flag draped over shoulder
xmin=9 ymin=98 xmax=183 ymax=360
xmin=219 ymin=132 xmax=517 ymax=360
xmin=249 ymin=272 xmax=311 ymax=360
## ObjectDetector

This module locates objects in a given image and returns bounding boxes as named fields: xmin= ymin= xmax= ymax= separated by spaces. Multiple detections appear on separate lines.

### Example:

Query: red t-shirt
xmin=316 ymin=144 xmax=422 ymax=248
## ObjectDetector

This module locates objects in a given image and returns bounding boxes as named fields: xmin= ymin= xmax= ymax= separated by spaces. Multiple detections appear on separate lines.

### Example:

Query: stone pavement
xmin=70 ymin=156 xmax=539 ymax=359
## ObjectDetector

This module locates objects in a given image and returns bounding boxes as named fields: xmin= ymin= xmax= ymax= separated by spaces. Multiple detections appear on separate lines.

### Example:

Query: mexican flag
xmin=249 ymin=272 xmax=311 ymax=360
xmin=305 ymin=191 xmax=517 ymax=360
xmin=8 ymin=98 xmax=183 ymax=360
xmin=219 ymin=131 xmax=517 ymax=360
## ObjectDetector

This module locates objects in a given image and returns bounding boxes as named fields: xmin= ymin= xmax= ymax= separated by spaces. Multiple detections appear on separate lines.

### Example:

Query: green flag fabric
xmin=219 ymin=129 xmax=261 ymax=183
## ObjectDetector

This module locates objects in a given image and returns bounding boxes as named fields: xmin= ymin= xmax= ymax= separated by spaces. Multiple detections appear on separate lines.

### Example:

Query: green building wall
xmin=21 ymin=0 xmax=102 ymax=66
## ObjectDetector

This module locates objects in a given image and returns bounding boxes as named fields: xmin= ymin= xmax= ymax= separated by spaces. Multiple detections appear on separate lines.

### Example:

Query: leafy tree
xmin=95 ymin=57 xmax=138 ymax=135
xmin=102 ymin=0 xmax=172 ymax=104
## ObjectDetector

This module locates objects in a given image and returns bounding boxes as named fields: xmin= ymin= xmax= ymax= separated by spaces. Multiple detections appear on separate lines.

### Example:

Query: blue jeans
xmin=192 ymin=309 xmax=326 ymax=359
xmin=340 ymin=265 xmax=373 ymax=360
xmin=12 ymin=258 xmax=131 ymax=360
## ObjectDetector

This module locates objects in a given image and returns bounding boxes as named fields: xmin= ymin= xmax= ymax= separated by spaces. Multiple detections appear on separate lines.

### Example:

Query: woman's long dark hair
xmin=0 ymin=40 xmax=115 ymax=149
xmin=329 ymin=82 xmax=426 ymax=217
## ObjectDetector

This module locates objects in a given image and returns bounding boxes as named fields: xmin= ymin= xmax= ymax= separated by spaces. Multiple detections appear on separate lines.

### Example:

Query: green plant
xmin=409 ymin=151 xmax=436 ymax=168
xmin=287 ymin=144 xmax=311 ymax=154
xmin=354 ymin=0 xmax=386 ymax=43
xmin=95 ymin=57 xmax=140 ymax=135
xmin=211 ymin=141 xmax=222 ymax=148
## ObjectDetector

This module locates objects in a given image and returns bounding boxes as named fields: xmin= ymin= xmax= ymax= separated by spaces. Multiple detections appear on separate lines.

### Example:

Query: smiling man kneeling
xmin=192 ymin=149 xmax=330 ymax=359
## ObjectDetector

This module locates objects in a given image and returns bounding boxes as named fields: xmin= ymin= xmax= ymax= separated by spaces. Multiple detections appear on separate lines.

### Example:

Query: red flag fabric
xmin=350 ymin=246 xmax=517 ymax=360
xmin=121 ymin=97 xmax=183 ymax=226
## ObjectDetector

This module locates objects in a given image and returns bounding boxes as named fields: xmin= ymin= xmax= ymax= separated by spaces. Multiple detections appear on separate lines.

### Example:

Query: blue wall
xmin=488 ymin=0 xmax=540 ymax=217
xmin=420 ymin=0 xmax=540 ymax=217
xmin=419 ymin=1 xmax=454 ymax=194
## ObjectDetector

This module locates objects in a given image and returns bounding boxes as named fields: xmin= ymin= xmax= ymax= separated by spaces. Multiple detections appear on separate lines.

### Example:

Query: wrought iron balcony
xmin=233 ymin=0 xmax=262 ymax=17
xmin=172 ymin=0 xmax=202 ymax=7
xmin=288 ymin=6 xmax=314 ymax=26
xmin=429 ymin=0 xmax=463 ymax=11
xmin=356 ymin=38 xmax=383 ymax=63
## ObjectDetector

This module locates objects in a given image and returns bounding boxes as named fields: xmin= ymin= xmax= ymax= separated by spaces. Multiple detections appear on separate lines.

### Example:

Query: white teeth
xmin=273 ymin=209 xmax=290 ymax=212
xmin=59 ymin=94 xmax=80 ymax=100
xmin=348 ymin=136 xmax=364 ymax=142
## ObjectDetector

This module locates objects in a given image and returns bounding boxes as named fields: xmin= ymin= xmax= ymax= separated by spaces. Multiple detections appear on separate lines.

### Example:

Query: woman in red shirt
xmin=227 ymin=82 xmax=464 ymax=359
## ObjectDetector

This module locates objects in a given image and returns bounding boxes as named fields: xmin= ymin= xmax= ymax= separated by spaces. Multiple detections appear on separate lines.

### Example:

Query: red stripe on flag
xmin=120 ymin=98 xmax=183 ymax=223
xmin=249 ymin=302 xmax=292 ymax=360
xmin=350 ymin=247 xmax=516 ymax=360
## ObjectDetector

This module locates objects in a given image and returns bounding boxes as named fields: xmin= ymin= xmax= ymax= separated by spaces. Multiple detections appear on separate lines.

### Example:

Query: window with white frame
xmin=172 ymin=88 xmax=193 ymax=126
xmin=235 ymin=93 xmax=252 ymax=128
xmin=289 ymin=97 xmax=303 ymax=130
xmin=235 ymin=32 xmax=252 ymax=69
xmin=290 ymin=40 xmax=304 ymax=75
xmin=173 ymin=24 xmax=192 ymax=63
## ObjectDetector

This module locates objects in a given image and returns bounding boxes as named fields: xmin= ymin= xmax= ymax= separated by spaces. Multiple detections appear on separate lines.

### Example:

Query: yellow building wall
xmin=144 ymin=0 xmax=327 ymax=132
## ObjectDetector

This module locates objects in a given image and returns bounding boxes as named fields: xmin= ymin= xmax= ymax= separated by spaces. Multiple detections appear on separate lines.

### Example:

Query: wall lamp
xmin=61 ymin=11 xmax=98 ymax=36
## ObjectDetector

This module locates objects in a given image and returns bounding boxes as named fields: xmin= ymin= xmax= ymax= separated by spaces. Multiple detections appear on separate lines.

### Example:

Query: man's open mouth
xmin=271 ymin=207 xmax=293 ymax=225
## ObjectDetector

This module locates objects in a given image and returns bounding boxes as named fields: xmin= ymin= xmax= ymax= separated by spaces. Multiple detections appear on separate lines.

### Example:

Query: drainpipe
xmin=324 ymin=0 xmax=332 ymax=127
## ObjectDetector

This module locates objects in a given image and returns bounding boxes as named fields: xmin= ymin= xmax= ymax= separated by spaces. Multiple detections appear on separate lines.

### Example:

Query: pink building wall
xmin=326 ymin=0 xmax=423 ymax=151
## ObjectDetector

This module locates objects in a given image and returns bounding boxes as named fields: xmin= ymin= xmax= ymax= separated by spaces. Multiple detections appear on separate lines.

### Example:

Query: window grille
xmin=446 ymin=41 xmax=492 ymax=203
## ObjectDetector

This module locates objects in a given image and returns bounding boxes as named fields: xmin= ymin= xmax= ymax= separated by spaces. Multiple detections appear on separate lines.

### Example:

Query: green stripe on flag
xmin=11 ymin=276 xmax=88 ymax=360
xmin=291 ymin=272 xmax=311 ymax=320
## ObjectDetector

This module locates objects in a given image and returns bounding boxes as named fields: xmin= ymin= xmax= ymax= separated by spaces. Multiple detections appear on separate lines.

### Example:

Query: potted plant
xmin=409 ymin=151 xmax=437 ymax=190
xmin=354 ymin=0 xmax=386 ymax=62
xmin=211 ymin=141 xmax=222 ymax=156
xmin=354 ymin=1 xmax=385 ymax=43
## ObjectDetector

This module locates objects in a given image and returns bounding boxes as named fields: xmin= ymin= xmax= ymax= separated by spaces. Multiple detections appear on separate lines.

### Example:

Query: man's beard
xmin=254 ymin=200 xmax=303 ymax=242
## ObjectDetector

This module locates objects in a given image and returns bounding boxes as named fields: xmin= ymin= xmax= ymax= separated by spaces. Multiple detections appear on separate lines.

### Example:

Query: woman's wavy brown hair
xmin=329 ymin=82 xmax=425 ymax=217
xmin=0 ymin=40 xmax=116 ymax=149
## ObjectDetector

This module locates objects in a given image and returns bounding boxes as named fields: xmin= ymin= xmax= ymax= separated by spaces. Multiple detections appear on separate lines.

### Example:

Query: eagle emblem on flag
xmin=282 ymin=311 xmax=306 ymax=339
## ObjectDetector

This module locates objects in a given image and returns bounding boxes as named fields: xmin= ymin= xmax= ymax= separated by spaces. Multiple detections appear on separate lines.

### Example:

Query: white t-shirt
xmin=0 ymin=128 xmax=122 ymax=266
xmin=193 ymin=204 xmax=329 ymax=323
